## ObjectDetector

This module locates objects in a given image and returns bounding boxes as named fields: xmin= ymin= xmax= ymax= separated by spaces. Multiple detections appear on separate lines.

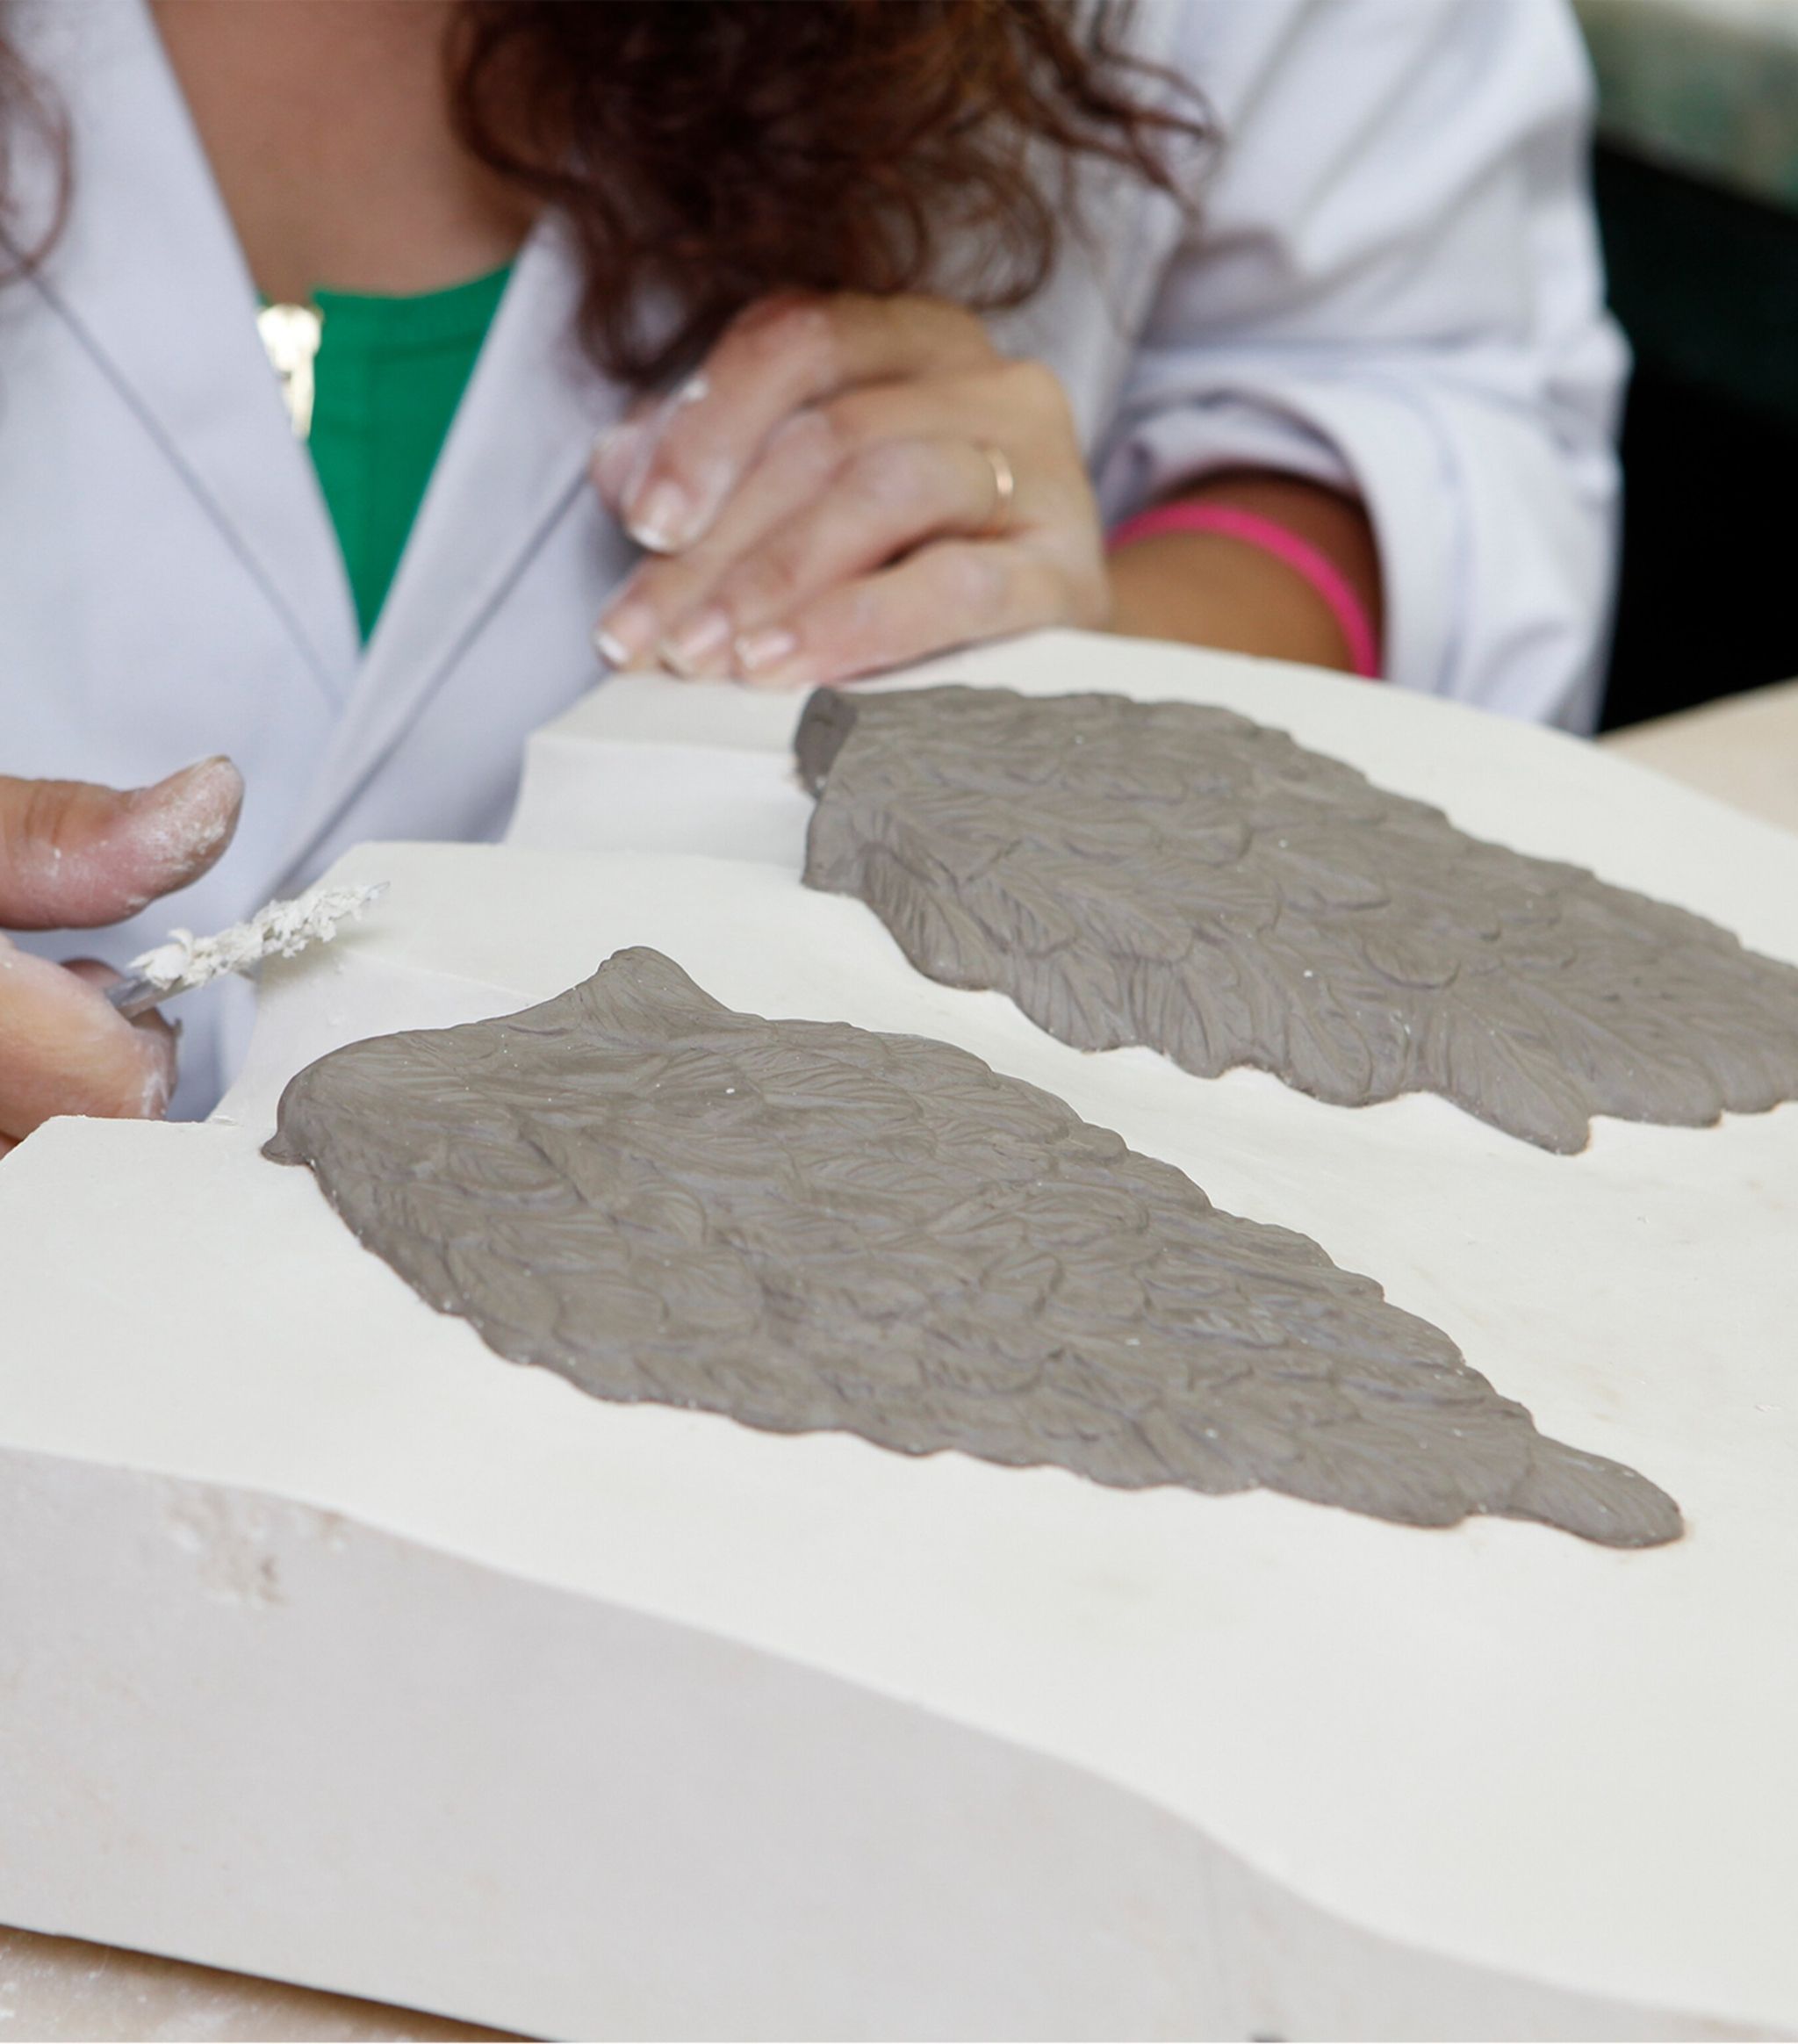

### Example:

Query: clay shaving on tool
xmin=107 ymin=881 xmax=386 ymax=1019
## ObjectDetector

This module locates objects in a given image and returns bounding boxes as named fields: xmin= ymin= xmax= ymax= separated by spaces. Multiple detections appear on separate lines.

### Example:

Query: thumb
xmin=0 ymin=757 xmax=244 ymax=932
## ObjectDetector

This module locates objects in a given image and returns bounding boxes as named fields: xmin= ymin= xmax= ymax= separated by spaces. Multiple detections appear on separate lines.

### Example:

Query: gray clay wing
xmin=265 ymin=948 xmax=1680 ymax=1547
xmin=795 ymin=685 xmax=1798 ymax=1152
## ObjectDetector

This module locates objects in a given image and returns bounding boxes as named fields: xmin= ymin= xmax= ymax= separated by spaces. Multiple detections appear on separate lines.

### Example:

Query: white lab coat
xmin=0 ymin=0 xmax=1623 ymax=1114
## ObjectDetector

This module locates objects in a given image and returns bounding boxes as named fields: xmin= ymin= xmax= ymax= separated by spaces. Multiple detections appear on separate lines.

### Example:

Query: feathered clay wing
xmin=796 ymin=685 xmax=1798 ymax=1153
xmin=266 ymin=949 xmax=1679 ymax=1546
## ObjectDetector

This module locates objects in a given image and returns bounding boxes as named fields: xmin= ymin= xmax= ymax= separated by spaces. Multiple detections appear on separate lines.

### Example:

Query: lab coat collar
xmin=17 ymin=0 xmax=629 ymax=892
xmin=269 ymin=218 xmax=622 ymax=887
xmin=17 ymin=0 xmax=361 ymax=704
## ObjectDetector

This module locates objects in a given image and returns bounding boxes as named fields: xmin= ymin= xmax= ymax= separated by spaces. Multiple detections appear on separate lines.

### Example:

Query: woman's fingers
xmin=0 ymin=759 xmax=236 ymax=1142
xmin=0 ymin=756 xmax=243 ymax=930
xmin=588 ymin=300 xmax=1106 ymax=692
xmin=608 ymin=430 xmax=1017 ymax=680
xmin=733 ymin=537 xmax=1081 ymax=689
xmin=598 ymin=358 xmax=1095 ymax=675
xmin=596 ymin=407 xmax=848 ymax=670
xmin=0 ymin=939 xmax=177 ymax=1141
xmin=593 ymin=293 xmax=996 ymax=554
xmin=692 ymin=437 xmax=1019 ymax=673
xmin=589 ymin=377 xmax=711 ymax=516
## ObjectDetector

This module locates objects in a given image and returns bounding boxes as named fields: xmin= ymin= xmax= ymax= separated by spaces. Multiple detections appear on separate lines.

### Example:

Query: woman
xmin=0 ymin=0 xmax=1622 ymax=1137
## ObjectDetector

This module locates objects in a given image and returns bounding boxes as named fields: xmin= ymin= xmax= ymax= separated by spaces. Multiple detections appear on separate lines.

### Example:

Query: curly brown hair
xmin=449 ymin=1 xmax=1206 ymax=383
xmin=3 ymin=1 xmax=1205 ymax=386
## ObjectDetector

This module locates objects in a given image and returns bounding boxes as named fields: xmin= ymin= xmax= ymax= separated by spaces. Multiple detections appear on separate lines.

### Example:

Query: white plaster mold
xmin=2 ymin=632 xmax=1794 ymax=2037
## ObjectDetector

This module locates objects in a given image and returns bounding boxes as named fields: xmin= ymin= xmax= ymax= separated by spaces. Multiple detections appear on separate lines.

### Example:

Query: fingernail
xmin=133 ymin=754 xmax=238 ymax=805
xmin=591 ymin=417 xmax=646 ymax=495
xmin=129 ymin=756 xmax=245 ymax=864
xmin=593 ymin=599 xmax=658 ymax=669
xmin=733 ymin=627 xmax=802 ymax=682
xmin=136 ymin=1039 xmax=176 ymax=1119
xmin=659 ymin=606 xmax=732 ymax=678
xmin=628 ymin=480 xmax=692 ymax=554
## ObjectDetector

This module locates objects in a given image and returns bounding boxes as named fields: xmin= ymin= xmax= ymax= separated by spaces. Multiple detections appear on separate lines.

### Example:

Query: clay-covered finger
xmin=0 ymin=938 xmax=178 ymax=1138
xmin=0 ymin=756 xmax=244 ymax=931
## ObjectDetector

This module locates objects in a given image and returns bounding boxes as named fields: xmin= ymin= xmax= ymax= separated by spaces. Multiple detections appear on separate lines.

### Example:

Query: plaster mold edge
xmin=0 ymin=1445 xmax=1766 ymax=2040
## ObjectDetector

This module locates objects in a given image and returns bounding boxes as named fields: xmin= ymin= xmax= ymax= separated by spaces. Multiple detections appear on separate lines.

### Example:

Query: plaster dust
xmin=119 ymin=755 xmax=245 ymax=879
xmin=264 ymin=946 xmax=1677 ymax=1547
xmin=795 ymin=686 xmax=1798 ymax=1153
xmin=126 ymin=880 xmax=386 ymax=996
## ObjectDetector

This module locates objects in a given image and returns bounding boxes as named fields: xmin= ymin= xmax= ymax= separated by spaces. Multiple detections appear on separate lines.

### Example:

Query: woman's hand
xmin=591 ymin=292 xmax=1110 ymax=689
xmin=0 ymin=758 xmax=243 ymax=1156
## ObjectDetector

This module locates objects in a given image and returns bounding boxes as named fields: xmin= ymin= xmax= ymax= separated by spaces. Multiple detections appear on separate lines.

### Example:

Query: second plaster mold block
xmin=796 ymin=685 xmax=1798 ymax=1152
xmin=266 ymin=949 xmax=1678 ymax=1545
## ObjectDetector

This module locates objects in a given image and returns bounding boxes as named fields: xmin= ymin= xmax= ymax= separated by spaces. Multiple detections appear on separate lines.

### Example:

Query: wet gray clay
xmin=266 ymin=948 xmax=1679 ymax=1546
xmin=797 ymin=685 xmax=1798 ymax=1152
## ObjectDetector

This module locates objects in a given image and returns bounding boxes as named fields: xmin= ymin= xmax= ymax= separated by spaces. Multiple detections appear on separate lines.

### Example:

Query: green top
xmin=306 ymin=263 xmax=513 ymax=640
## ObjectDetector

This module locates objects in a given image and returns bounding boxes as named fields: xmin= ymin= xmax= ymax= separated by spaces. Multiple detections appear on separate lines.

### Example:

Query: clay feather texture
xmin=796 ymin=685 xmax=1798 ymax=1153
xmin=266 ymin=949 xmax=1679 ymax=1546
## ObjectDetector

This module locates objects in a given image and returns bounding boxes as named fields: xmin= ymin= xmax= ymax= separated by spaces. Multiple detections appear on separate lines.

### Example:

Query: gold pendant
xmin=256 ymin=301 xmax=324 ymax=440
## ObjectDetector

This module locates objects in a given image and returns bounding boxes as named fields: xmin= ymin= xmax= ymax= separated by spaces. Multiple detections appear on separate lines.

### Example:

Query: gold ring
xmin=978 ymin=443 xmax=1016 ymax=536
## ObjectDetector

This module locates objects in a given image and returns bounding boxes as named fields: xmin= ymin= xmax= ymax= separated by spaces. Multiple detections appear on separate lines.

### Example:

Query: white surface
xmin=1604 ymin=678 xmax=1798 ymax=840
xmin=5 ymin=632 xmax=1798 ymax=2033
xmin=7 ymin=1449 xmax=1737 ymax=2044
